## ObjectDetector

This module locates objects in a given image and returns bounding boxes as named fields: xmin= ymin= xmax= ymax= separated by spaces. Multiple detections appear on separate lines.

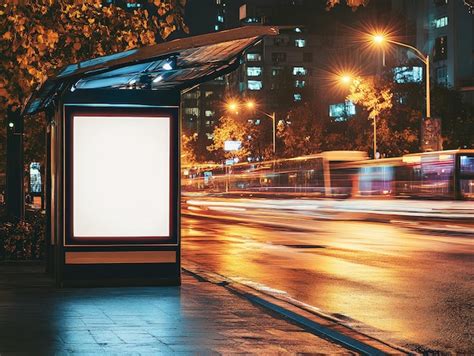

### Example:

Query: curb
xmin=182 ymin=265 xmax=416 ymax=356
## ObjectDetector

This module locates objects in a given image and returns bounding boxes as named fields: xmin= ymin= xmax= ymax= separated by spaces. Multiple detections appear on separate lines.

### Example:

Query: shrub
xmin=0 ymin=210 xmax=45 ymax=260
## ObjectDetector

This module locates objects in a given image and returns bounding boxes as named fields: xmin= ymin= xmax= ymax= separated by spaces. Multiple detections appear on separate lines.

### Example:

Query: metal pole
xmin=272 ymin=112 xmax=276 ymax=156
xmin=426 ymin=55 xmax=431 ymax=118
xmin=373 ymin=118 xmax=377 ymax=159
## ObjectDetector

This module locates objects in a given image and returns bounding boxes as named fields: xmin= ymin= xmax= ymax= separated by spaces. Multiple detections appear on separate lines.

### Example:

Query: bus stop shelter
xmin=23 ymin=26 xmax=278 ymax=287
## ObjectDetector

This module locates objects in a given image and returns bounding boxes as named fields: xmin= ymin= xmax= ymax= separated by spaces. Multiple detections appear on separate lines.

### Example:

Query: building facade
xmin=181 ymin=0 xmax=234 ymax=161
xmin=415 ymin=0 xmax=474 ymax=101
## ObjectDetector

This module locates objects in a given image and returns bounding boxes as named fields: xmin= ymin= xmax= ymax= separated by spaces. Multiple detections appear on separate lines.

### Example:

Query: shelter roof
xmin=24 ymin=26 xmax=278 ymax=115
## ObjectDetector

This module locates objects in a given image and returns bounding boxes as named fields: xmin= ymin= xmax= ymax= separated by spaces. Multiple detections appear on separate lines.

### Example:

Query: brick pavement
xmin=0 ymin=264 xmax=353 ymax=355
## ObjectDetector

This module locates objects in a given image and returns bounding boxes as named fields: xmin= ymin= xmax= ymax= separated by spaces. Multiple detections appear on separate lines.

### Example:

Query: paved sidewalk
xmin=0 ymin=264 xmax=352 ymax=354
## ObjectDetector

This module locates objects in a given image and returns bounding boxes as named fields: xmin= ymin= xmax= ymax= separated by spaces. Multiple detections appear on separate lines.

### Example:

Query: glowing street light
xmin=372 ymin=34 xmax=385 ymax=44
xmin=370 ymin=32 xmax=431 ymax=118
xmin=340 ymin=74 xmax=353 ymax=85
xmin=245 ymin=100 xmax=256 ymax=110
xmin=243 ymin=100 xmax=276 ymax=156
xmin=226 ymin=101 xmax=239 ymax=113
xmin=225 ymin=99 xmax=276 ymax=156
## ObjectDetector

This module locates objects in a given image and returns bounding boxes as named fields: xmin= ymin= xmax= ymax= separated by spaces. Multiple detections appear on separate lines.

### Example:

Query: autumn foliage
xmin=326 ymin=0 xmax=369 ymax=11
xmin=0 ymin=0 xmax=187 ymax=110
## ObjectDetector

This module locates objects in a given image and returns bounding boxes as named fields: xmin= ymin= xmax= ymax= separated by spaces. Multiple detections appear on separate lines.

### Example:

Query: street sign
xmin=421 ymin=117 xmax=442 ymax=152
xmin=224 ymin=140 xmax=241 ymax=151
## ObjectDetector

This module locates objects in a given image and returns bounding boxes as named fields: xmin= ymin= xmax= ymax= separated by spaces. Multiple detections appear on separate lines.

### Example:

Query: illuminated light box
xmin=73 ymin=115 xmax=170 ymax=238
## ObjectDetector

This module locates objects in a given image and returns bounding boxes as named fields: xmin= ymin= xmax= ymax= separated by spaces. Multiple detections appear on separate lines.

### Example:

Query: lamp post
xmin=245 ymin=101 xmax=276 ymax=157
xmin=226 ymin=100 xmax=276 ymax=157
xmin=372 ymin=34 xmax=431 ymax=118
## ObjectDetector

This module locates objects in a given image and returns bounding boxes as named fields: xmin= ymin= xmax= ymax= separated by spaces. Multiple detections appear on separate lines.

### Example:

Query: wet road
xmin=181 ymin=205 xmax=474 ymax=354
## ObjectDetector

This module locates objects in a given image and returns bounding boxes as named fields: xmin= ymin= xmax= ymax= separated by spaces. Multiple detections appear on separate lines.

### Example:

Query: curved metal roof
xmin=23 ymin=26 xmax=278 ymax=115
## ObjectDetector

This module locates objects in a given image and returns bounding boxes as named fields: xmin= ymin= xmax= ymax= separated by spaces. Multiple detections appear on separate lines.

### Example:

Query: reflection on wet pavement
xmin=182 ymin=213 xmax=474 ymax=354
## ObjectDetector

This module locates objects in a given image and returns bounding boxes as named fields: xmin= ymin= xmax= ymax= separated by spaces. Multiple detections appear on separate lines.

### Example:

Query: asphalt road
xmin=181 ymin=204 xmax=474 ymax=354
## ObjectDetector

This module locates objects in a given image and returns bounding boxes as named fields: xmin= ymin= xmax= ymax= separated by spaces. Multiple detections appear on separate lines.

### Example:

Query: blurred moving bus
xmin=182 ymin=150 xmax=474 ymax=200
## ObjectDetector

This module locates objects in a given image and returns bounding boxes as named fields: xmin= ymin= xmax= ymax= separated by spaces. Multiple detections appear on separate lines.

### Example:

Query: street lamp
xmin=244 ymin=101 xmax=276 ymax=157
xmin=371 ymin=33 xmax=431 ymax=118
xmin=226 ymin=100 xmax=276 ymax=156
xmin=227 ymin=101 xmax=239 ymax=114
xmin=340 ymin=74 xmax=353 ymax=85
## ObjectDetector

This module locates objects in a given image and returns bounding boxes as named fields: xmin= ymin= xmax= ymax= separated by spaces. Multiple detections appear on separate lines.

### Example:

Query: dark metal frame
xmin=63 ymin=105 xmax=179 ymax=246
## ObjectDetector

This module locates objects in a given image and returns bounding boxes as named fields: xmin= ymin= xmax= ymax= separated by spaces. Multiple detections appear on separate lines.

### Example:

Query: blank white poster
xmin=73 ymin=115 xmax=170 ymax=238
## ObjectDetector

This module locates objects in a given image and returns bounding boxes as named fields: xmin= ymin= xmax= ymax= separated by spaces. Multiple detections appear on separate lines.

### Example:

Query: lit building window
xmin=393 ymin=66 xmax=423 ymax=83
xmin=215 ymin=25 xmax=219 ymax=31
xmin=329 ymin=101 xmax=356 ymax=121
xmin=295 ymin=39 xmax=306 ymax=48
xmin=272 ymin=67 xmax=282 ymax=76
xmin=217 ymin=15 xmax=224 ymax=23
xmin=294 ymin=93 xmax=302 ymax=101
xmin=293 ymin=67 xmax=307 ymax=76
xmin=248 ymin=80 xmax=262 ymax=90
xmin=246 ymin=53 xmax=262 ymax=61
xmin=436 ymin=65 xmax=448 ymax=85
xmin=244 ymin=17 xmax=260 ymax=23
xmin=295 ymin=27 xmax=302 ymax=33
xmin=185 ymin=108 xmax=199 ymax=116
xmin=247 ymin=67 xmax=262 ymax=77
xmin=205 ymin=91 xmax=214 ymax=98
xmin=295 ymin=80 xmax=305 ymax=88
xmin=434 ymin=35 xmax=448 ymax=61
xmin=205 ymin=110 xmax=215 ymax=117
xmin=434 ymin=16 xmax=448 ymax=28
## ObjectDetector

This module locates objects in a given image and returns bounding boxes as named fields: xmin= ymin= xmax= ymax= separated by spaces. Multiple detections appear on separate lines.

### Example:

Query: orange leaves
xmin=1 ymin=0 xmax=188 ymax=110
xmin=165 ymin=14 xmax=174 ymax=24
xmin=82 ymin=25 xmax=92 ymax=38
xmin=160 ymin=24 xmax=175 ymax=39
xmin=45 ymin=30 xmax=59 ymax=47
xmin=139 ymin=30 xmax=156 ymax=46
xmin=326 ymin=0 xmax=369 ymax=10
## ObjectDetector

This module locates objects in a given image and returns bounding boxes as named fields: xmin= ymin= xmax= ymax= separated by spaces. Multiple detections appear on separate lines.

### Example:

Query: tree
xmin=0 ymin=0 xmax=187 ymax=110
xmin=181 ymin=133 xmax=197 ymax=167
xmin=245 ymin=118 xmax=273 ymax=161
xmin=346 ymin=77 xmax=393 ymax=158
xmin=326 ymin=0 xmax=369 ymax=11
xmin=207 ymin=115 xmax=250 ymax=162
xmin=277 ymin=103 xmax=324 ymax=157
xmin=0 ymin=0 xmax=188 ymax=217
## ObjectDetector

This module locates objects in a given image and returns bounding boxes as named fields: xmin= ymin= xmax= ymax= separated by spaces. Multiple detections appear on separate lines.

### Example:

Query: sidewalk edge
xmin=183 ymin=265 xmax=417 ymax=356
